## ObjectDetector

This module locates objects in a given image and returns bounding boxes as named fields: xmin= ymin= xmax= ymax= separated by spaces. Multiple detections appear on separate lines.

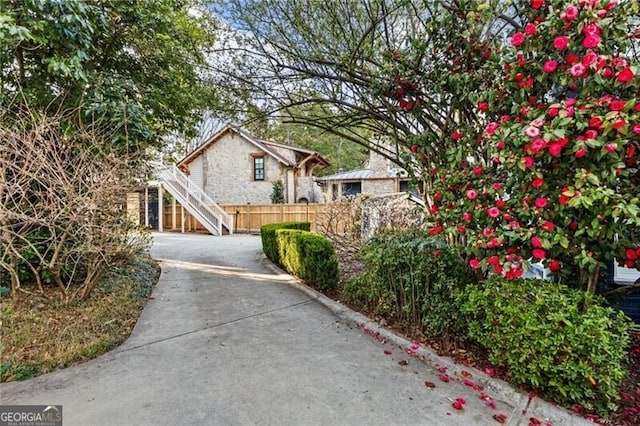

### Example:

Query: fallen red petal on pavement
xmin=492 ymin=413 xmax=508 ymax=423
xmin=452 ymin=401 xmax=464 ymax=411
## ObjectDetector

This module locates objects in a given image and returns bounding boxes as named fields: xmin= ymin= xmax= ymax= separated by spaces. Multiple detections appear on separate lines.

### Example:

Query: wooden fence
xmin=163 ymin=203 xmax=352 ymax=234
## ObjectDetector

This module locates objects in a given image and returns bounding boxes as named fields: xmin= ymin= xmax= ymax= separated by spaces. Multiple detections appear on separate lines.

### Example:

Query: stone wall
xmin=366 ymin=150 xmax=391 ymax=177
xmin=202 ymin=132 xmax=285 ymax=204
xmin=295 ymin=176 xmax=325 ymax=203
xmin=362 ymin=179 xmax=395 ymax=195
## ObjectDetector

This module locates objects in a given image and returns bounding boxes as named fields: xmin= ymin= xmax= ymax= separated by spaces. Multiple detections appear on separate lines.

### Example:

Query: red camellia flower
xmin=531 ymin=236 xmax=543 ymax=248
xmin=570 ymin=63 xmax=586 ymax=77
xmin=410 ymin=144 xmax=418 ymax=153
xmin=627 ymin=249 xmax=638 ymax=261
xmin=531 ymin=0 xmax=543 ymax=9
xmin=469 ymin=259 xmax=480 ymax=269
xmin=532 ymin=177 xmax=544 ymax=188
xmin=617 ymin=67 xmax=635 ymax=83
xmin=525 ymin=23 xmax=537 ymax=36
xmin=584 ymin=129 xmax=598 ymax=139
xmin=451 ymin=131 xmax=463 ymax=140
xmin=605 ymin=143 xmax=617 ymax=153
xmin=553 ymin=36 xmax=569 ymax=50
xmin=430 ymin=225 xmax=443 ymax=235
xmin=543 ymin=60 xmax=558 ymax=73
xmin=524 ymin=156 xmax=535 ymax=168
xmin=493 ymin=182 xmax=502 ymax=191
xmin=463 ymin=212 xmax=472 ymax=221
xmin=541 ymin=221 xmax=555 ymax=231
xmin=548 ymin=142 xmax=562 ymax=157
xmin=633 ymin=123 xmax=640 ymax=135
xmin=534 ymin=197 xmax=548 ymax=208
xmin=487 ymin=207 xmax=501 ymax=218
xmin=589 ymin=116 xmax=603 ymax=128
xmin=613 ymin=117 xmax=627 ymax=131
xmin=532 ymin=248 xmax=546 ymax=259
xmin=610 ymin=100 xmax=626 ymax=111
xmin=602 ymin=67 xmax=614 ymax=79
xmin=511 ymin=32 xmax=526 ymax=47
xmin=472 ymin=166 xmax=483 ymax=175
xmin=582 ymin=52 xmax=598 ymax=67
xmin=583 ymin=34 xmax=600 ymax=49
xmin=466 ymin=189 xmax=478 ymax=200
xmin=478 ymin=101 xmax=489 ymax=112
xmin=563 ymin=5 xmax=579 ymax=20
xmin=531 ymin=138 xmax=546 ymax=153
xmin=566 ymin=55 xmax=579 ymax=67
xmin=575 ymin=148 xmax=587 ymax=158
xmin=485 ymin=122 xmax=500 ymax=136
xmin=549 ymin=259 xmax=562 ymax=273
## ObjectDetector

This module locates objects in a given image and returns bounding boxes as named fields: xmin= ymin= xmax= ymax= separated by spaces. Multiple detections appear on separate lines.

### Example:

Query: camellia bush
xmin=427 ymin=0 xmax=639 ymax=291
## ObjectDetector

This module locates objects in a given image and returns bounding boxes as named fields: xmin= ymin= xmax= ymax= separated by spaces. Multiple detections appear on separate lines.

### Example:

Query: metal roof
xmin=316 ymin=169 xmax=372 ymax=181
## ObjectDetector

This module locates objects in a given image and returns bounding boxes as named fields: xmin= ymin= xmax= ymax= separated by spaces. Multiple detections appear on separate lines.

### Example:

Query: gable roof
xmin=177 ymin=124 xmax=329 ymax=169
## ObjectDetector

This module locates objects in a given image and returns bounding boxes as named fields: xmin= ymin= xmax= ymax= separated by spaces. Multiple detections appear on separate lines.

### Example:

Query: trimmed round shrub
xmin=461 ymin=276 xmax=631 ymax=416
xmin=275 ymin=229 xmax=338 ymax=291
xmin=260 ymin=222 xmax=310 ymax=266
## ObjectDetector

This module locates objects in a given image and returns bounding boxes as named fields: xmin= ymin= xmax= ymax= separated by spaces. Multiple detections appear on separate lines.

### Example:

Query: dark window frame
xmin=252 ymin=155 xmax=265 ymax=181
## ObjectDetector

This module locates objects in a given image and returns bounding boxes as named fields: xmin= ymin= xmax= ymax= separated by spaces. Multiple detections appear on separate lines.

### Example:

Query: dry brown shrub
xmin=316 ymin=193 xmax=427 ymax=282
xmin=0 ymin=109 xmax=149 ymax=303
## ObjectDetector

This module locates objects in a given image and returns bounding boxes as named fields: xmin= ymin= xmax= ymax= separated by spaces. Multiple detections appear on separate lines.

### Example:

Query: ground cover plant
xmin=1 ymin=254 xmax=159 ymax=382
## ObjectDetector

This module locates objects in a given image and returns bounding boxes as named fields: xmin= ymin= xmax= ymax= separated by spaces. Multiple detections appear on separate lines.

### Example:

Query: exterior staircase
xmin=158 ymin=165 xmax=233 ymax=236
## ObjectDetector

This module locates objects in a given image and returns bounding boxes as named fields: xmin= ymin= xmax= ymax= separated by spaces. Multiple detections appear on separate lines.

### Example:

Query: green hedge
xmin=271 ymin=229 xmax=339 ymax=291
xmin=342 ymin=230 xmax=474 ymax=338
xmin=260 ymin=222 xmax=310 ymax=265
xmin=461 ymin=276 xmax=631 ymax=416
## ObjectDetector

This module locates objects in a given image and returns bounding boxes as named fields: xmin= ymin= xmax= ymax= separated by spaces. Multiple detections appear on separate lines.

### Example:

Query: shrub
xmin=461 ymin=276 xmax=631 ymax=416
xmin=343 ymin=230 xmax=474 ymax=338
xmin=260 ymin=222 xmax=310 ymax=265
xmin=275 ymin=229 xmax=339 ymax=291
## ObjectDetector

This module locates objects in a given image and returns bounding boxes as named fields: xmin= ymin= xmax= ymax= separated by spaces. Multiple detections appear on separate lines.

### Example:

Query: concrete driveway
xmin=0 ymin=233 xmax=590 ymax=425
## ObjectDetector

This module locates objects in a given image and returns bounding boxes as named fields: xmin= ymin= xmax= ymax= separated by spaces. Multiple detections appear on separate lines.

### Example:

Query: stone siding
xmin=202 ymin=132 xmax=285 ymax=204
xmin=295 ymin=176 xmax=325 ymax=203
xmin=362 ymin=179 xmax=395 ymax=195
xmin=366 ymin=150 xmax=391 ymax=177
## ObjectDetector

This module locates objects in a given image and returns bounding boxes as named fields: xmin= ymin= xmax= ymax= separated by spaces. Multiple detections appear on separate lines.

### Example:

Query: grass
xmin=0 ymin=255 xmax=159 ymax=382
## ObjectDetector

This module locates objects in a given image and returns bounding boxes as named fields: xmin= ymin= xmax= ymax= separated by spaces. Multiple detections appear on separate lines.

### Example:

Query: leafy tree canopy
xmin=0 ymin=0 xmax=222 ymax=151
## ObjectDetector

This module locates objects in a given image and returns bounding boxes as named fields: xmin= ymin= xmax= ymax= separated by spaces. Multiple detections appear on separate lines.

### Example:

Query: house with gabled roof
xmin=315 ymin=149 xmax=417 ymax=201
xmin=176 ymin=124 xmax=330 ymax=205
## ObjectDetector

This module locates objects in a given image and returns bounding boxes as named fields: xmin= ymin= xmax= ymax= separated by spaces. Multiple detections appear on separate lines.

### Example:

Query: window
xmin=400 ymin=180 xmax=419 ymax=196
xmin=342 ymin=182 xmax=362 ymax=197
xmin=253 ymin=156 xmax=264 ymax=180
